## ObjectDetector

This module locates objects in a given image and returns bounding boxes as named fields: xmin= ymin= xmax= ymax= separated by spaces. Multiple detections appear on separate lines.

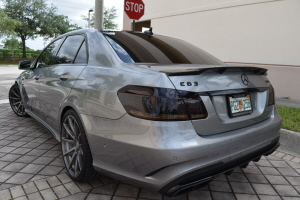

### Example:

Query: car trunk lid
xmin=133 ymin=64 xmax=272 ymax=136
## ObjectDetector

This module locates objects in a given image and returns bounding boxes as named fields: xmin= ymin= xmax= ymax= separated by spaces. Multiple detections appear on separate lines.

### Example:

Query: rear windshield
xmin=103 ymin=31 xmax=225 ymax=66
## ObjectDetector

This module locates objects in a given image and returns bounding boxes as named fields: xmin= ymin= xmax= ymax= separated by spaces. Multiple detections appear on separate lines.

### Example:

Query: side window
xmin=74 ymin=41 xmax=87 ymax=64
xmin=37 ymin=38 xmax=62 ymax=68
xmin=54 ymin=35 xmax=85 ymax=64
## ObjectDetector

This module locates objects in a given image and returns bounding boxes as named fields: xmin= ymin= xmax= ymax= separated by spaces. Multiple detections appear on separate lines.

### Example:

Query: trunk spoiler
xmin=160 ymin=66 xmax=267 ymax=76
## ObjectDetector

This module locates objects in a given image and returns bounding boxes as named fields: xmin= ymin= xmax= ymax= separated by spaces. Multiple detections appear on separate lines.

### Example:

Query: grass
xmin=276 ymin=105 xmax=300 ymax=132
xmin=0 ymin=63 xmax=17 ymax=65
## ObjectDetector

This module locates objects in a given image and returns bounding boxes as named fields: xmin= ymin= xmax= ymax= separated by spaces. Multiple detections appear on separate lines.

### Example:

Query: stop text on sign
xmin=125 ymin=1 xmax=144 ymax=13
xmin=124 ymin=0 xmax=145 ymax=20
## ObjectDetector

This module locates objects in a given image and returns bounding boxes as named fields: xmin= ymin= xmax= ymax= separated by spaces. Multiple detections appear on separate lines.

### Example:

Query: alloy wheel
xmin=62 ymin=115 xmax=84 ymax=177
xmin=9 ymin=84 xmax=26 ymax=116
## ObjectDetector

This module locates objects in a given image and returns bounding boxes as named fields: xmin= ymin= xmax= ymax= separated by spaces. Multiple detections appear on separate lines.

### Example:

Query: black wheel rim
xmin=9 ymin=86 xmax=26 ymax=115
xmin=62 ymin=115 xmax=84 ymax=177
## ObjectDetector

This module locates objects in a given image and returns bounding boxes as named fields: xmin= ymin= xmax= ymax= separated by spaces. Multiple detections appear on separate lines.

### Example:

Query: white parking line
xmin=0 ymin=99 xmax=9 ymax=104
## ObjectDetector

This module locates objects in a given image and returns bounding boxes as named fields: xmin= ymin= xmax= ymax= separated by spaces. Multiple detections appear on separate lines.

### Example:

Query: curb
xmin=278 ymin=128 xmax=300 ymax=157
xmin=276 ymin=98 xmax=300 ymax=108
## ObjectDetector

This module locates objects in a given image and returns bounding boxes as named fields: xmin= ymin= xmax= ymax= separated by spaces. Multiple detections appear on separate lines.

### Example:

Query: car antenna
xmin=144 ymin=27 xmax=153 ymax=38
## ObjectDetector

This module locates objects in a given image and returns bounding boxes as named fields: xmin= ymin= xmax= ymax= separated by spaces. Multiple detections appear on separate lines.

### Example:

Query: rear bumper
xmin=82 ymin=107 xmax=281 ymax=196
xmin=160 ymin=138 xmax=279 ymax=196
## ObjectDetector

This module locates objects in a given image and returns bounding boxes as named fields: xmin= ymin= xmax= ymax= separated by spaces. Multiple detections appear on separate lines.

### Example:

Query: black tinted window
xmin=37 ymin=38 xmax=62 ymax=68
xmin=55 ymin=35 xmax=85 ymax=64
xmin=104 ymin=32 xmax=225 ymax=66
xmin=105 ymin=37 xmax=134 ymax=63
xmin=74 ymin=41 xmax=87 ymax=64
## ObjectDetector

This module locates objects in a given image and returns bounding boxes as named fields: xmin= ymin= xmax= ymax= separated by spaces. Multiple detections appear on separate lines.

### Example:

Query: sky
xmin=1 ymin=0 xmax=124 ymax=50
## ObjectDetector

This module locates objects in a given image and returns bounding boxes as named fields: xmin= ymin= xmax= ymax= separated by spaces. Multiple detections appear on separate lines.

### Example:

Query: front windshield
xmin=104 ymin=31 xmax=225 ymax=66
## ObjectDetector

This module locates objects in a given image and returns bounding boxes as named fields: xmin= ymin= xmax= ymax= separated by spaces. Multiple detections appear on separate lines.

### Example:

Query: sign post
xmin=124 ymin=0 xmax=145 ymax=31
xmin=132 ymin=20 xmax=136 ymax=32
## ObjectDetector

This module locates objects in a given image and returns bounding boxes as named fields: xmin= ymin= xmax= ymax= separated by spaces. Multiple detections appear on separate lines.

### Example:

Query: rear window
xmin=103 ymin=31 xmax=225 ymax=66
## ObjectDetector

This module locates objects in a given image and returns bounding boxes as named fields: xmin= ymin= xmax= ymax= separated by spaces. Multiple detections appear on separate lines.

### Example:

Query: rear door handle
xmin=59 ymin=73 xmax=69 ymax=81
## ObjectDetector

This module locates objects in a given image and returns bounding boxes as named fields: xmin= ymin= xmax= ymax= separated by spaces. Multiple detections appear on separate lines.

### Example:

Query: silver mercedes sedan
xmin=9 ymin=29 xmax=281 ymax=196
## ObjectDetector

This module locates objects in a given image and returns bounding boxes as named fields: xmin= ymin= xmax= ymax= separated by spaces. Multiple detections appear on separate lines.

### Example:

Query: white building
xmin=0 ymin=43 xmax=4 ymax=49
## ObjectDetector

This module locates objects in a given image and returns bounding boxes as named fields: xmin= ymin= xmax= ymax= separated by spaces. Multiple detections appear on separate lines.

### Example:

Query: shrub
xmin=0 ymin=49 xmax=42 ymax=58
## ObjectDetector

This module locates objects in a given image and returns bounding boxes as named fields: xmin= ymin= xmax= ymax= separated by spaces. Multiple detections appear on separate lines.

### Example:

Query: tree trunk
xmin=21 ymin=37 xmax=26 ymax=58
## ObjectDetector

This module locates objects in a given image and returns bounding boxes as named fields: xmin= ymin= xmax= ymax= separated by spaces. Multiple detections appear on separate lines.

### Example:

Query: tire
xmin=61 ymin=109 xmax=97 ymax=182
xmin=9 ymin=83 xmax=28 ymax=117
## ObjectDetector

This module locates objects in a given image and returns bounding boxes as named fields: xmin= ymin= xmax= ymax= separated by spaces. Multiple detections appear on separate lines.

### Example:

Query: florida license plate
xmin=228 ymin=94 xmax=252 ymax=117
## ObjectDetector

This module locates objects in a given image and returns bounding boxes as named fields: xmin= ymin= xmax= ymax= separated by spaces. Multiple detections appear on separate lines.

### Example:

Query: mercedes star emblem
xmin=241 ymin=74 xmax=249 ymax=85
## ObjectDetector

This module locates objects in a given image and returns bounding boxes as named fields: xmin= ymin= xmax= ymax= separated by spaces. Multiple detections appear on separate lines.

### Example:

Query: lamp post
xmin=88 ymin=9 xmax=94 ymax=28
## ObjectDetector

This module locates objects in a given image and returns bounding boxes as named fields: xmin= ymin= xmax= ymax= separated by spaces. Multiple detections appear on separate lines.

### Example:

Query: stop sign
xmin=124 ymin=0 xmax=145 ymax=20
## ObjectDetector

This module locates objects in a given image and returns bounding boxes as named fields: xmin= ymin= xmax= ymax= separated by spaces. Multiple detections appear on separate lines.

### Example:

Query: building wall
xmin=139 ymin=0 xmax=300 ymax=66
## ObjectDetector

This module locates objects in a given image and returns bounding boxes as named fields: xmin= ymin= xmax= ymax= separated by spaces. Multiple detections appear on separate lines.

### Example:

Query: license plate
xmin=228 ymin=94 xmax=252 ymax=117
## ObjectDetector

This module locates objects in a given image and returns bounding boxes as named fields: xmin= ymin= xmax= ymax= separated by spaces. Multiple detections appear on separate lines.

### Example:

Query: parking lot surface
xmin=0 ymin=66 xmax=300 ymax=199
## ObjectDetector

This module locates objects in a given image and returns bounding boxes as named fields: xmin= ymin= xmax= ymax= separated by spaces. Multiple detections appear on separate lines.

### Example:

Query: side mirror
xmin=18 ymin=60 xmax=31 ymax=70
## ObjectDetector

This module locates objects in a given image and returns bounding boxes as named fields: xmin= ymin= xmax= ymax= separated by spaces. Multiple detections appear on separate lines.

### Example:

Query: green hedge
xmin=0 ymin=49 xmax=42 ymax=58
xmin=0 ymin=57 xmax=36 ymax=65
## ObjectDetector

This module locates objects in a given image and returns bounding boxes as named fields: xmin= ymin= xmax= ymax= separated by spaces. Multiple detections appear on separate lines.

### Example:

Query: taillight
xmin=268 ymin=84 xmax=275 ymax=106
xmin=118 ymin=85 xmax=208 ymax=121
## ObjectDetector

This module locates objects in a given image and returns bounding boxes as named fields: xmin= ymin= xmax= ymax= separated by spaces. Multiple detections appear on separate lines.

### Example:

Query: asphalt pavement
xmin=0 ymin=65 xmax=20 ymax=102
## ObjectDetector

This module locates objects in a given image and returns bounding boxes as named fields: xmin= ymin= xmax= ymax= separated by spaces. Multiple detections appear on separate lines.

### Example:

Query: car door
xmin=22 ymin=38 xmax=63 ymax=115
xmin=38 ymin=34 xmax=88 ymax=132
